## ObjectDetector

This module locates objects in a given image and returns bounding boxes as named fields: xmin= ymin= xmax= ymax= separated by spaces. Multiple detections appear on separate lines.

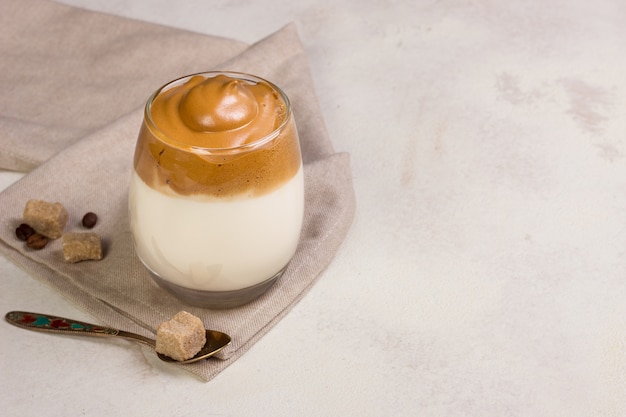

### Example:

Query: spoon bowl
xmin=5 ymin=311 xmax=231 ymax=364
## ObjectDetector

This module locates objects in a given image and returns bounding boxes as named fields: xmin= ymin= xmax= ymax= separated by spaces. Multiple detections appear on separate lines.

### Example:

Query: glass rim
xmin=143 ymin=71 xmax=292 ymax=155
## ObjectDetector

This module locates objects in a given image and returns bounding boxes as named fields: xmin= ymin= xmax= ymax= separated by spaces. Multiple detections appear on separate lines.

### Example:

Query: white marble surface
xmin=2 ymin=0 xmax=626 ymax=415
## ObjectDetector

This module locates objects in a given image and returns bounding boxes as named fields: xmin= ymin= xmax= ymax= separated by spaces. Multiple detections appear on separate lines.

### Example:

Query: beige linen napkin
xmin=0 ymin=0 xmax=249 ymax=171
xmin=0 ymin=0 xmax=355 ymax=381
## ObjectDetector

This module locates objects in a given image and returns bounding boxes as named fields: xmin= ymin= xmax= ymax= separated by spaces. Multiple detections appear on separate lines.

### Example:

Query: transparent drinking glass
xmin=129 ymin=71 xmax=304 ymax=308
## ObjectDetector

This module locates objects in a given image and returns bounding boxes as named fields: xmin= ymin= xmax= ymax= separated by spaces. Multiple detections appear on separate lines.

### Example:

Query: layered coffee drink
xmin=129 ymin=72 xmax=304 ymax=308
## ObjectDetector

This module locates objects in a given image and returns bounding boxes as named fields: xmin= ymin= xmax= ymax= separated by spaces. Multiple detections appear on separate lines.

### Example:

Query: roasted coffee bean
xmin=82 ymin=212 xmax=98 ymax=229
xmin=26 ymin=233 xmax=48 ymax=250
xmin=15 ymin=223 xmax=35 ymax=241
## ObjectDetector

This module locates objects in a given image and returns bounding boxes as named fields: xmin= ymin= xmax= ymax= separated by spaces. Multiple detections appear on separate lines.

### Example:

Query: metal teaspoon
xmin=5 ymin=311 xmax=231 ymax=364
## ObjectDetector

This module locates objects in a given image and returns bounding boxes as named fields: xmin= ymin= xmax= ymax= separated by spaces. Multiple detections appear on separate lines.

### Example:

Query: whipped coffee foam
xmin=134 ymin=73 xmax=301 ymax=198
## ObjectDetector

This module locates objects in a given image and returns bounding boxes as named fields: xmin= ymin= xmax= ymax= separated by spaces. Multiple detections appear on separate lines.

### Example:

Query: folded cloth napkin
xmin=0 ymin=0 xmax=355 ymax=381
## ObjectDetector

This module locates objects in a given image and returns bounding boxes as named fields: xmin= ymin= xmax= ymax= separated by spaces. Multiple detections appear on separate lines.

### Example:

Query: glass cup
xmin=129 ymin=71 xmax=304 ymax=308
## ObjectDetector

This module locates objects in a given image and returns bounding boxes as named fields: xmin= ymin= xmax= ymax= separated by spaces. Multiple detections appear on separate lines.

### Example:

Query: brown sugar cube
xmin=62 ymin=232 xmax=103 ymax=263
xmin=23 ymin=199 xmax=68 ymax=239
xmin=155 ymin=311 xmax=206 ymax=361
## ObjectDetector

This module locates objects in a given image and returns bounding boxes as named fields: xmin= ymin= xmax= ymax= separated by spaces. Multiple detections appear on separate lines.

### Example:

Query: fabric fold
xmin=0 ymin=0 xmax=248 ymax=171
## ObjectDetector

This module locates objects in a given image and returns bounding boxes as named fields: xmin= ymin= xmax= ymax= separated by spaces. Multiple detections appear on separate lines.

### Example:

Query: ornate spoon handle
xmin=5 ymin=311 xmax=156 ymax=347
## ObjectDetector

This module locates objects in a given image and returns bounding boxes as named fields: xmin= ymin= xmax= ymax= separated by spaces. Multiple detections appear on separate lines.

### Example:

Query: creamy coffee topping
xmin=151 ymin=74 xmax=284 ymax=148
xmin=133 ymin=73 xmax=301 ymax=198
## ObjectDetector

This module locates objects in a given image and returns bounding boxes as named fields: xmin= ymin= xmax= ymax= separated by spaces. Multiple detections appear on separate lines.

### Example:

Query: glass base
xmin=149 ymin=267 xmax=285 ymax=309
